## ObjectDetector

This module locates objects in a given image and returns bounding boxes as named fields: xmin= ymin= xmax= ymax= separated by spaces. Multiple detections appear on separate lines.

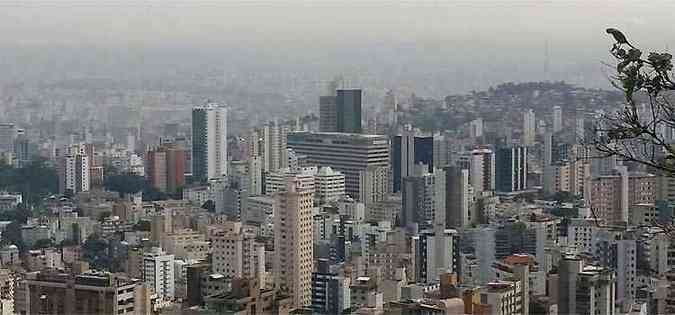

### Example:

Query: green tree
xmin=592 ymin=29 xmax=675 ymax=173
xmin=133 ymin=220 xmax=151 ymax=231
xmin=0 ymin=157 xmax=58 ymax=206
xmin=0 ymin=221 xmax=25 ymax=251
xmin=82 ymin=234 xmax=111 ymax=270
xmin=104 ymin=173 xmax=144 ymax=197
xmin=32 ymin=238 xmax=54 ymax=249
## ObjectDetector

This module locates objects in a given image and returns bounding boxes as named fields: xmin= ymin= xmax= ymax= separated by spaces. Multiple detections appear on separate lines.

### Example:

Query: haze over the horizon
xmin=1 ymin=0 xmax=674 ymax=95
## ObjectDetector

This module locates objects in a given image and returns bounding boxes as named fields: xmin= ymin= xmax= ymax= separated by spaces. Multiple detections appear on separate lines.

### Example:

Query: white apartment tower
xmin=552 ymin=105 xmax=563 ymax=133
xmin=523 ymin=109 xmax=536 ymax=146
xmin=58 ymin=144 xmax=90 ymax=194
xmin=315 ymin=167 xmax=346 ymax=206
xmin=192 ymin=102 xmax=228 ymax=182
xmin=143 ymin=247 xmax=175 ymax=300
xmin=274 ymin=176 xmax=315 ymax=308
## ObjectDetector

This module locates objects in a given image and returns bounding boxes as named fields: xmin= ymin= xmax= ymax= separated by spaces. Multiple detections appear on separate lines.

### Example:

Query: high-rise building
xmin=589 ymin=170 xmax=655 ymax=222
xmin=444 ymin=166 xmax=472 ymax=229
xmin=274 ymin=176 xmax=314 ymax=308
xmin=543 ymin=162 xmax=572 ymax=195
xmin=523 ymin=109 xmax=536 ymax=146
xmin=459 ymin=149 xmax=495 ymax=195
xmin=0 ymin=123 xmax=15 ymax=154
xmin=13 ymin=131 xmax=31 ymax=168
xmin=401 ymin=176 xmax=432 ymax=229
xmin=576 ymin=113 xmax=586 ymax=143
xmin=319 ymin=95 xmax=338 ymax=132
xmin=143 ymin=247 xmax=175 ymax=300
xmin=558 ymin=256 xmax=615 ymax=315
xmin=391 ymin=133 xmax=434 ymax=192
xmin=358 ymin=165 xmax=390 ymax=206
xmin=400 ymin=169 xmax=445 ymax=230
xmin=470 ymin=118 xmax=483 ymax=138
xmin=22 ymin=270 xmax=149 ymax=315
xmin=552 ymin=105 xmax=563 ymax=133
xmin=212 ymin=224 xmax=265 ymax=289
xmin=413 ymin=229 xmax=459 ymax=284
xmin=311 ymin=259 xmax=350 ymax=314
xmin=495 ymin=146 xmax=528 ymax=192
xmin=336 ymin=89 xmax=362 ymax=133
xmin=315 ymin=167 xmax=346 ymax=206
xmin=145 ymin=144 xmax=185 ymax=194
xmin=287 ymin=132 xmax=389 ymax=200
xmin=192 ymin=103 xmax=227 ymax=182
xmin=57 ymin=144 xmax=90 ymax=195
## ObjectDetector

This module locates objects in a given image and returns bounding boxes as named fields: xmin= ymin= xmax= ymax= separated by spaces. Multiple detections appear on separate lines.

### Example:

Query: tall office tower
xmin=247 ymin=129 xmax=261 ymax=158
xmin=22 ymin=271 xmax=148 ymax=315
xmin=523 ymin=109 xmax=536 ymax=146
xmin=212 ymin=225 xmax=265 ymax=289
xmin=413 ymin=229 xmax=459 ymax=284
xmin=543 ymin=162 xmax=572 ymax=194
xmin=311 ymin=259 xmax=351 ymax=314
xmin=460 ymin=227 xmax=497 ymax=284
xmin=543 ymin=132 xmax=553 ymax=167
xmin=264 ymin=166 xmax=316 ymax=195
xmin=336 ymin=89 xmax=362 ymax=133
xmin=314 ymin=167 xmax=346 ymax=206
xmin=145 ymin=143 xmax=185 ymax=194
xmin=192 ymin=102 xmax=228 ymax=182
xmin=589 ymin=169 xmax=655 ymax=222
xmin=214 ymin=181 xmax=248 ymax=219
xmin=384 ymin=89 xmax=398 ymax=126
xmin=495 ymin=145 xmax=528 ymax=192
xmin=432 ymin=133 xmax=448 ymax=169
xmin=470 ymin=118 xmax=483 ymax=138
xmin=287 ymin=132 xmax=389 ymax=200
xmin=444 ymin=166 xmax=472 ymax=228
xmin=274 ymin=176 xmax=314 ymax=308
xmin=552 ymin=105 xmax=563 ymax=133
xmin=558 ymin=256 xmax=616 ymax=315
xmin=391 ymin=133 xmax=434 ymax=192
xmin=401 ymin=170 xmax=445 ymax=230
xmin=467 ymin=149 xmax=496 ymax=195
xmin=248 ymin=156 xmax=263 ymax=195
xmin=258 ymin=120 xmax=287 ymax=172
xmin=319 ymin=95 xmax=338 ymax=132
xmin=13 ymin=131 xmax=31 ymax=168
xmin=359 ymin=165 xmax=390 ymax=206
xmin=57 ymin=144 xmax=90 ymax=194
xmin=0 ymin=123 xmax=15 ymax=153
xmin=576 ymin=114 xmax=585 ymax=143
xmin=151 ymin=213 xmax=173 ymax=244
xmin=143 ymin=247 xmax=175 ymax=300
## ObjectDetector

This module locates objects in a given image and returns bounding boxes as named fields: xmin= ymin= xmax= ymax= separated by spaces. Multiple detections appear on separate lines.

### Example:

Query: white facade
xmin=315 ymin=167 xmax=345 ymax=206
xmin=553 ymin=106 xmax=562 ymax=133
xmin=523 ymin=109 xmax=536 ymax=146
xmin=470 ymin=149 xmax=495 ymax=194
xmin=552 ymin=105 xmax=562 ymax=133
xmin=193 ymin=103 xmax=228 ymax=180
xmin=265 ymin=166 xmax=316 ymax=195
xmin=143 ymin=247 xmax=175 ymax=300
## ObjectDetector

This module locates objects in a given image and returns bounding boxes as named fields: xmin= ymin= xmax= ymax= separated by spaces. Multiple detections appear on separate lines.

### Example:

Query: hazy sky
xmin=1 ymin=1 xmax=672 ymax=45
xmin=1 ymin=1 xmax=674 ymax=94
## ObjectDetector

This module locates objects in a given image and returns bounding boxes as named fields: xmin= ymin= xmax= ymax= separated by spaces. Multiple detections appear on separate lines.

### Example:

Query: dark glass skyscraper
xmin=495 ymin=145 xmax=527 ymax=192
xmin=336 ymin=89 xmax=362 ymax=133
xmin=391 ymin=135 xmax=434 ymax=192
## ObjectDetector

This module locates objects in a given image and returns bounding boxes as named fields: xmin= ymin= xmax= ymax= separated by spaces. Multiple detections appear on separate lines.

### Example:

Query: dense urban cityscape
xmin=1 ymin=2 xmax=675 ymax=315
